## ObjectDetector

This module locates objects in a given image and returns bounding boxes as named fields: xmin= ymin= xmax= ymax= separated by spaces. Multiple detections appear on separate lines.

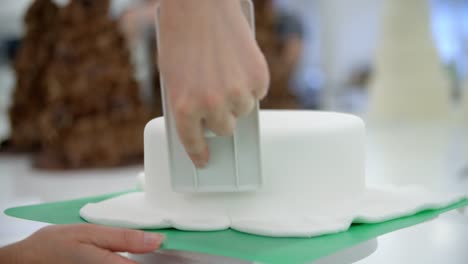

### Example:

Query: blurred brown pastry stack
xmin=8 ymin=0 xmax=299 ymax=169
xmin=38 ymin=0 xmax=151 ymax=169
xmin=253 ymin=0 xmax=300 ymax=109
xmin=9 ymin=0 xmax=59 ymax=150
xmin=9 ymin=0 xmax=151 ymax=169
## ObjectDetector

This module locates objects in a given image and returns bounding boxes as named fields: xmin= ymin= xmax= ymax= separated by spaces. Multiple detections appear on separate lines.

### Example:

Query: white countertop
xmin=2 ymin=122 xmax=468 ymax=263
xmin=0 ymin=154 xmax=141 ymax=246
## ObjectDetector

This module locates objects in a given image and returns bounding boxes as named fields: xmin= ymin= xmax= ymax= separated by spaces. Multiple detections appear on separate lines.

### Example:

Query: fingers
xmin=250 ymin=55 xmax=270 ymax=100
xmin=229 ymin=59 xmax=269 ymax=117
xmin=79 ymin=244 xmax=138 ymax=264
xmin=173 ymin=102 xmax=209 ymax=168
xmin=205 ymin=112 xmax=236 ymax=136
xmin=172 ymin=80 xmax=265 ymax=169
xmin=229 ymin=86 xmax=255 ymax=118
xmin=77 ymin=225 xmax=164 ymax=254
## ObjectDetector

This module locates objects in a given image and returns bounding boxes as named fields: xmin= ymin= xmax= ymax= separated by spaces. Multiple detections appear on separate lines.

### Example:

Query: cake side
xmin=144 ymin=110 xmax=366 ymax=215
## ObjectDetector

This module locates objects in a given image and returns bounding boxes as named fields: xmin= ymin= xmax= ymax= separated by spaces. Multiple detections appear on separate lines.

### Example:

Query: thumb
xmin=79 ymin=225 xmax=165 ymax=253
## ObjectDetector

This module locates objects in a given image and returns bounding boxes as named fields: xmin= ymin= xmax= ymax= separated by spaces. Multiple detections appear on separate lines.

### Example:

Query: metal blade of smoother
xmin=154 ymin=0 xmax=262 ymax=192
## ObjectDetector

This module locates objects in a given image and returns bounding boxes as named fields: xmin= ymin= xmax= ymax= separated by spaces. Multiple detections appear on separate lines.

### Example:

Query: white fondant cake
xmin=144 ymin=110 xmax=366 ymax=216
xmin=80 ymin=110 xmax=466 ymax=237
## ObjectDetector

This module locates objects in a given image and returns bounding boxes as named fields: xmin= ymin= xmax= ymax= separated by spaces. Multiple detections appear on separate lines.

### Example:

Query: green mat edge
xmin=4 ymin=191 xmax=468 ymax=264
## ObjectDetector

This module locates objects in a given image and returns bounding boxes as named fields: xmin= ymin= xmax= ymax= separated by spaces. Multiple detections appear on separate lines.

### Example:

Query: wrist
xmin=160 ymin=0 xmax=240 ymax=16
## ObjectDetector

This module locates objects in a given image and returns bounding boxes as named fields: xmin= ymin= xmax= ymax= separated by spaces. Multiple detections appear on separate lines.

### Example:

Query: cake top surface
xmin=259 ymin=110 xmax=364 ymax=132
xmin=147 ymin=110 xmax=364 ymax=134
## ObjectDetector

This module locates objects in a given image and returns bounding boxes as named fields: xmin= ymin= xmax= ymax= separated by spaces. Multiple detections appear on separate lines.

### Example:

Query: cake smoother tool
xmin=154 ymin=0 xmax=262 ymax=192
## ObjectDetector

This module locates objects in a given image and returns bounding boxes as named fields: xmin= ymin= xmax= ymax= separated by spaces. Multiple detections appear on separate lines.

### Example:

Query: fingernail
xmin=192 ymin=150 xmax=209 ymax=168
xmin=144 ymin=233 xmax=165 ymax=247
xmin=193 ymin=158 xmax=207 ymax=168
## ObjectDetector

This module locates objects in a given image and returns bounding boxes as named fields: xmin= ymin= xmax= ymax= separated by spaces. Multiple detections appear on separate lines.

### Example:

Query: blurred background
xmin=2 ymin=0 xmax=468 ymax=262
xmin=0 ymin=0 xmax=467 ymax=169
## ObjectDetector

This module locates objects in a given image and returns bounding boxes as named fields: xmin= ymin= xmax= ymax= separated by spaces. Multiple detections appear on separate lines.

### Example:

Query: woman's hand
xmin=159 ymin=0 xmax=270 ymax=167
xmin=0 ymin=224 xmax=164 ymax=264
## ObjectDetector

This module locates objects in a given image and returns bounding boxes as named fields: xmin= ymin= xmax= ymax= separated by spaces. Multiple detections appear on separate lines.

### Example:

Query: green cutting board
xmin=5 ymin=191 xmax=468 ymax=264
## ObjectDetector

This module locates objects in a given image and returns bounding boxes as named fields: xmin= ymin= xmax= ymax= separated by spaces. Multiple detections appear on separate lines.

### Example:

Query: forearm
xmin=157 ymin=0 xmax=268 ymax=165
xmin=160 ymin=0 xmax=240 ymax=12
xmin=159 ymin=0 xmax=241 ymax=18
xmin=0 ymin=242 xmax=23 ymax=264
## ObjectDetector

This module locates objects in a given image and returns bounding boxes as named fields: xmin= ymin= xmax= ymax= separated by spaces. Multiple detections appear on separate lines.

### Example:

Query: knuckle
xmin=229 ymin=85 xmax=244 ymax=98
xmin=173 ymin=102 xmax=193 ymax=119
xmin=121 ymin=229 xmax=137 ymax=246
xmin=217 ymin=118 xmax=236 ymax=136
xmin=233 ymin=97 xmax=254 ymax=117
xmin=76 ymin=224 xmax=95 ymax=236
xmin=203 ymin=94 xmax=223 ymax=112
xmin=74 ymin=224 xmax=89 ymax=233
xmin=251 ymin=60 xmax=270 ymax=99
xmin=256 ymin=84 xmax=269 ymax=99
xmin=36 ymin=224 xmax=92 ymax=243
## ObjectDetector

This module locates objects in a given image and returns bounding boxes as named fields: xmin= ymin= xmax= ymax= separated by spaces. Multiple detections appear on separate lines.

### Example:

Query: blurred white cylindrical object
xmin=366 ymin=123 xmax=453 ymax=190
xmin=462 ymin=80 xmax=468 ymax=121
xmin=369 ymin=0 xmax=450 ymax=122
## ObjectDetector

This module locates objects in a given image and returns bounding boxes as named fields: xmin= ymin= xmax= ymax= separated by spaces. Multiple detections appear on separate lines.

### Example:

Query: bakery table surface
xmin=2 ymin=122 xmax=468 ymax=263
